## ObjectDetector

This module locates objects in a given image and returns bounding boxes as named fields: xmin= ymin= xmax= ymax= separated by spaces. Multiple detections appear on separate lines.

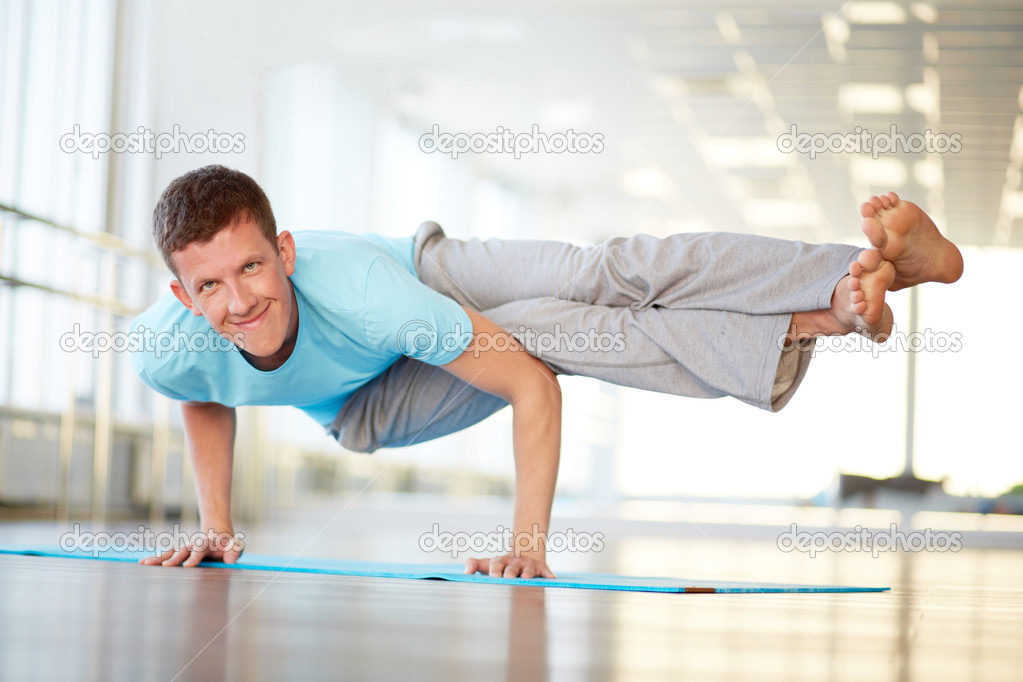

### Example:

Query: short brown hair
xmin=152 ymin=165 xmax=278 ymax=278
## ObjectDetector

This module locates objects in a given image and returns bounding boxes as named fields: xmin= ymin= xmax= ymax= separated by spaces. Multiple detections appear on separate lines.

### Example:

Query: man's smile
xmin=233 ymin=302 xmax=271 ymax=330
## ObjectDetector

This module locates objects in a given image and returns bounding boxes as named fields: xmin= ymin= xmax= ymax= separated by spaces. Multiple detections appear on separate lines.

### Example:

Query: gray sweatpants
xmin=328 ymin=222 xmax=861 ymax=453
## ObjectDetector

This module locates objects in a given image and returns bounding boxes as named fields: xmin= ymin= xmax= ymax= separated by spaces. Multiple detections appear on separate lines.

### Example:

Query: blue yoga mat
xmin=0 ymin=545 xmax=889 ymax=594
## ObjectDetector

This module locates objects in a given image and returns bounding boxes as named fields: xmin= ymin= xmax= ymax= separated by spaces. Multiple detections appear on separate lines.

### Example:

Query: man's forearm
xmin=440 ymin=307 xmax=564 ymax=569
xmin=180 ymin=401 xmax=237 ymax=529
xmin=509 ymin=372 xmax=562 ymax=558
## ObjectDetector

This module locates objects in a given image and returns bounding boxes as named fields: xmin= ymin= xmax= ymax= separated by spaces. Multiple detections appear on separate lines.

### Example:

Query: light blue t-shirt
xmin=129 ymin=231 xmax=473 ymax=426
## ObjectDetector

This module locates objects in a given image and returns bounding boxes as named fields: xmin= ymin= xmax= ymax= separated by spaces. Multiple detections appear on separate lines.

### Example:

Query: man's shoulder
xmin=290 ymin=230 xmax=417 ymax=310
xmin=129 ymin=292 xmax=225 ymax=383
xmin=291 ymin=230 xmax=416 ymax=275
xmin=291 ymin=229 xmax=413 ymax=249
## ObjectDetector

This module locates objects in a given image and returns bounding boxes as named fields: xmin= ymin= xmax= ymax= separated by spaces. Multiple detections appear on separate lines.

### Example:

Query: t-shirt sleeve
xmin=363 ymin=256 xmax=473 ymax=366
xmin=127 ymin=314 xmax=196 ymax=402
xmin=130 ymin=355 xmax=191 ymax=401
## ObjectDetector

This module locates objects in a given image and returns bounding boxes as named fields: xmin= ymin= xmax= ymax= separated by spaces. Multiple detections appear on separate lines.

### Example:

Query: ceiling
xmin=160 ymin=0 xmax=1023 ymax=247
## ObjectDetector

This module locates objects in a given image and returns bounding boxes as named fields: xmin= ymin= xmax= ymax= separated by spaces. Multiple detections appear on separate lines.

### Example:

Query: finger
xmin=489 ymin=558 xmax=509 ymax=577
xmin=209 ymin=534 xmax=239 ymax=556
xmin=520 ymin=564 xmax=537 ymax=580
xmin=464 ymin=558 xmax=487 ymax=575
xmin=227 ymin=536 xmax=245 ymax=563
xmin=182 ymin=550 xmax=206 ymax=568
xmin=227 ymin=536 xmax=245 ymax=556
xmin=161 ymin=548 xmax=191 ymax=566
xmin=223 ymin=549 xmax=241 ymax=565
xmin=139 ymin=548 xmax=169 ymax=565
xmin=539 ymin=566 xmax=556 ymax=579
xmin=139 ymin=548 xmax=175 ymax=565
xmin=503 ymin=561 xmax=523 ymax=579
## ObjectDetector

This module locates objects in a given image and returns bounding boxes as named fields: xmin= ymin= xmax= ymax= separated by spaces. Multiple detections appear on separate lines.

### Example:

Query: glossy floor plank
xmin=1 ymin=504 xmax=1021 ymax=682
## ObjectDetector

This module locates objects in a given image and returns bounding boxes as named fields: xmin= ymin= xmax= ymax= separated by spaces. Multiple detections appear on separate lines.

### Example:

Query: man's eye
xmin=201 ymin=282 xmax=215 ymax=291
xmin=244 ymin=262 xmax=257 ymax=271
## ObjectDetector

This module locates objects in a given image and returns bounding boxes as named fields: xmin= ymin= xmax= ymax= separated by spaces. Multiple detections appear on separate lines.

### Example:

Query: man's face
xmin=169 ymin=215 xmax=298 ymax=366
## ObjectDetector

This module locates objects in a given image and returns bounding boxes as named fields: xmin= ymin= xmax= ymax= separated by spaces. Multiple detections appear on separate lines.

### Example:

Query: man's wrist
xmin=508 ymin=549 xmax=546 ymax=562
xmin=509 ymin=524 xmax=548 ymax=558
xmin=199 ymin=518 xmax=234 ymax=534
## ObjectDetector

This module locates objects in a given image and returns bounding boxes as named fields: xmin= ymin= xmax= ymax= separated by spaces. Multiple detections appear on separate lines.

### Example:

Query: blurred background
xmin=0 ymin=0 xmax=1021 ymax=549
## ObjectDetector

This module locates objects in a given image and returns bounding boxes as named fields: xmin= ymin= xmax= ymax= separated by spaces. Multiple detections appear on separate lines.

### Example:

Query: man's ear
xmin=170 ymin=279 xmax=203 ymax=316
xmin=277 ymin=230 xmax=297 ymax=277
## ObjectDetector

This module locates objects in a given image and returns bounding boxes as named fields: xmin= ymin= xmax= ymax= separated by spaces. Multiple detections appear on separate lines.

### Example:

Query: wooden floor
xmin=1 ymin=500 xmax=1021 ymax=681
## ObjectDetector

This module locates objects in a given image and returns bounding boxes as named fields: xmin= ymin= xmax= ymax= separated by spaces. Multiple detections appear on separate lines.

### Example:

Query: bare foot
xmin=786 ymin=249 xmax=895 ymax=344
xmin=844 ymin=249 xmax=895 ymax=342
xmin=860 ymin=191 xmax=964 ymax=291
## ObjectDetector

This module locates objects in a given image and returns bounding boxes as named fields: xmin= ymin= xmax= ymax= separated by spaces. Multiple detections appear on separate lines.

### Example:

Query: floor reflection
xmin=1 ymin=518 xmax=1021 ymax=681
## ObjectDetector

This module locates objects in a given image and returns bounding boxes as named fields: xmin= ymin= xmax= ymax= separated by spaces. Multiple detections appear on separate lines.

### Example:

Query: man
xmin=131 ymin=165 xmax=963 ymax=579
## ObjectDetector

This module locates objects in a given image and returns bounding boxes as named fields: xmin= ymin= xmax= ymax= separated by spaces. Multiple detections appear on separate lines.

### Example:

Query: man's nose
xmin=226 ymin=282 xmax=257 ymax=317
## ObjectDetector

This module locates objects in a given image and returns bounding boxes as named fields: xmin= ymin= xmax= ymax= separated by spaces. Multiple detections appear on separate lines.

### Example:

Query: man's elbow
xmin=511 ymin=361 xmax=562 ymax=412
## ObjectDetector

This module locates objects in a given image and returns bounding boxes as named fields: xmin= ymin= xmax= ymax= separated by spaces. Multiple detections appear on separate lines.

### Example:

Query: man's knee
xmin=328 ymin=355 xmax=509 ymax=453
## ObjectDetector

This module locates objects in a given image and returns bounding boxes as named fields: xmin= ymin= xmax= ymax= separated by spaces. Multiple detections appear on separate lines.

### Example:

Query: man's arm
xmin=440 ymin=307 xmax=562 ymax=579
xmin=139 ymin=400 xmax=244 ymax=567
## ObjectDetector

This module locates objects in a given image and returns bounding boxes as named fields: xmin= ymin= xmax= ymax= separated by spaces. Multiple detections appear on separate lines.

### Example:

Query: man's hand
xmin=464 ymin=553 xmax=557 ymax=580
xmin=138 ymin=529 xmax=244 ymax=568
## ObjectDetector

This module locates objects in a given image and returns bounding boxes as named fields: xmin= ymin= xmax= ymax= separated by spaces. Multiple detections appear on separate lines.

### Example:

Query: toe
xmin=857 ymin=248 xmax=883 ymax=271
xmin=879 ymin=260 xmax=897 ymax=289
xmin=860 ymin=201 xmax=877 ymax=219
xmin=860 ymin=216 xmax=887 ymax=250
xmin=886 ymin=191 xmax=900 ymax=206
xmin=879 ymin=194 xmax=891 ymax=209
xmin=870 ymin=196 xmax=883 ymax=211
